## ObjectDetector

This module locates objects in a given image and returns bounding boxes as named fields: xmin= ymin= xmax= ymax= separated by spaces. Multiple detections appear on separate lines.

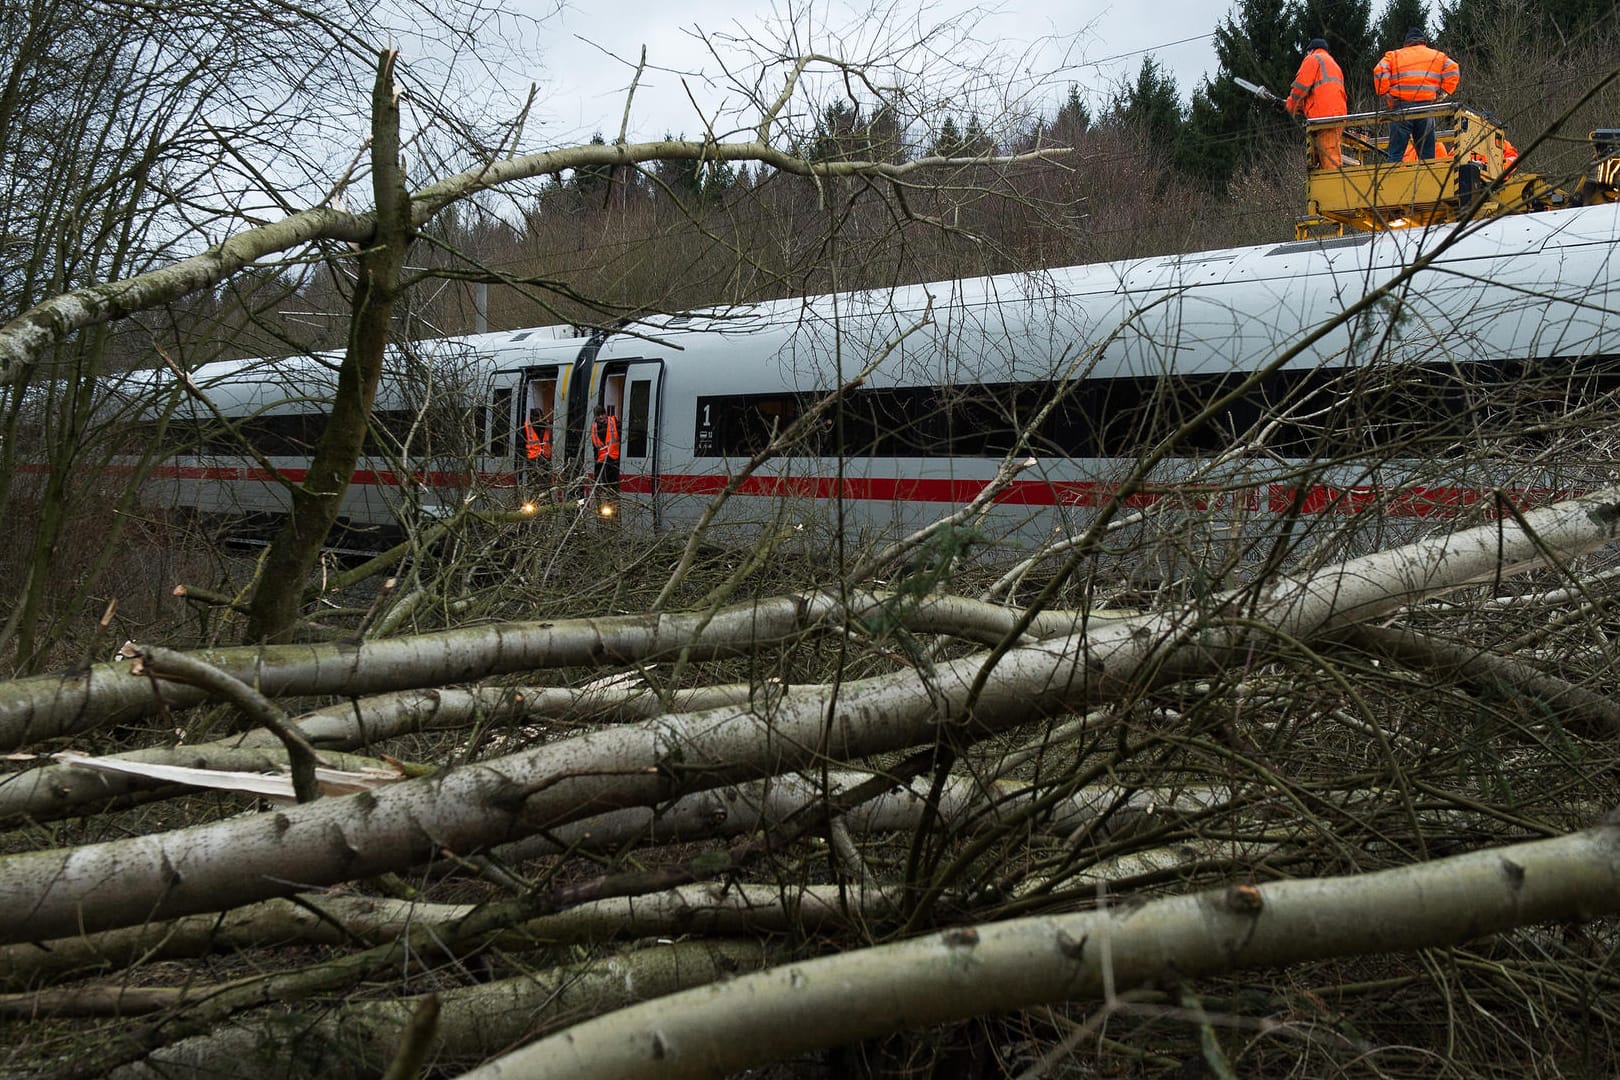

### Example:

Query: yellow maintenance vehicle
xmin=1293 ymin=104 xmax=1620 ymax=239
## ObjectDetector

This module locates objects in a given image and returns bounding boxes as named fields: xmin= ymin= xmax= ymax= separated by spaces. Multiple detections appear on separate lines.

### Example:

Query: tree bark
xmin=3 ymin=489 xmax=1617 ymax=942
xmin=9 ymin=485 xmax=1620 ymax=939
xmin=244 ymin=49 xmax=412 ymax=644
xmin=0 ymin=884 xmax=871 ymax=992
xmin=0 ymin=593 xmax=854 ymax=750
xmin=0 ymin=684 xmax=756 ymax=825
xmin=110 ymin=939 xmax=767 ymax=1079
xmin=454 ymin=821 xmax=1620 ymax=1080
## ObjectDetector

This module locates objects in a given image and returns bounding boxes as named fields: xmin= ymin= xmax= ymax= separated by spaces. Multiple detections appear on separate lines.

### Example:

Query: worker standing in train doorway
xmin=1286 ymin=38 xmax=1348 ymax=169
xmin=591 ymin=405 xmax=620 ymax=503
xmin=521 ymin=408 xmax=552 ymax=505
xmin=523 ymin=409 xmax=551 ymax=466
xmin=1374 ymin=27 xmax=1460 ymax=161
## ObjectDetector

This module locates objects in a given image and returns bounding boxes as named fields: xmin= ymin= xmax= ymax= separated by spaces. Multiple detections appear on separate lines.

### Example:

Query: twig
xmin=120 ymin=644 xmax=325 ymax=803
xmin=380 ymin=993 xmax=440 ymax=1080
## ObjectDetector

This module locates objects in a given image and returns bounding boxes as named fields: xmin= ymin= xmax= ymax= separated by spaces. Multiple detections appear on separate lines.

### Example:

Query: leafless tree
xmin=1 ymin=4 xmax=1619 ymax=1078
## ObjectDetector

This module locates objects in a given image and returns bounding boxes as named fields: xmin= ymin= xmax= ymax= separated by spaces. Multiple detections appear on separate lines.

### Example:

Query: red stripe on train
xmin=27 ymin=462 xmax=1571 ymax=520
xmin=139 ymin=464 xmax=515 ymax=488
xmin=632 ymin=473 xmax=1567 ymax=519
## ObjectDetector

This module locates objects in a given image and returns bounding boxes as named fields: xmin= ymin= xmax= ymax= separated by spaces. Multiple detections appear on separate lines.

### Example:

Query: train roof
xmin=118 ymin=200 xmax=1616 ymax=416
xmin=165 ymin=326 xmax=595 ymax=409
xmin=595 ymin=200 xmax=1619 ymax=388
xmin=619 ymin=201 xmax=1618 ymax=345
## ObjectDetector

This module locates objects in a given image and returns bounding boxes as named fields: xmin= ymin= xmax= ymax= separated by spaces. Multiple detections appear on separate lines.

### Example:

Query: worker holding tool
xmin=1286 ymin=38 xmax=1348 ymax=169
xmin=1374 ymin=27 xmax=1461 ymax=161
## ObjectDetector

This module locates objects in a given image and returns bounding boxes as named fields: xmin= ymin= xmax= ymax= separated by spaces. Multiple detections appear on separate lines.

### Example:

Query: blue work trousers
xmin=1386 ymin=113 xmax=1437 ymax=162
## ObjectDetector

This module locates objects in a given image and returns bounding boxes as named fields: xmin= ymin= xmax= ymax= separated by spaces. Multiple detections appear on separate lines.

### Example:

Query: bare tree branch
xmin=457 ymin=821 xmax=1620 ymax=1080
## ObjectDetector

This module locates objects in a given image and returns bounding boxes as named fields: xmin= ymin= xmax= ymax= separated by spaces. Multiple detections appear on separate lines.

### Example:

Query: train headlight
xmin=519 ymin=501 xmax=538 ymax=516
xmin=598 ymin=502 xmax=616 ymax=519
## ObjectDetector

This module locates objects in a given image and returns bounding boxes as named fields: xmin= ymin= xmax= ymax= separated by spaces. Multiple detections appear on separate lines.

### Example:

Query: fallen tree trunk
xmin=455 ymin=819 xmax=1620 ymax=1080
xmin=0 ymin=683 xmax=762 ymax=825
xmin=3 ymin=771 xmax=1186 ymax=990
xmin=110 ymin=938 xmax=768 ymax=1079
xmin=0 ymin=593 xmax=858 ymax=747
xmin=0 ymin=591 xmax=1085 ymax=749
xmin=1332 ymin=622 xmax=1620 ymax=739
xmin=2 ymin=488 xmax=1616 ymax=944
xmin=0 ymin=884 xmax=880 ymax=993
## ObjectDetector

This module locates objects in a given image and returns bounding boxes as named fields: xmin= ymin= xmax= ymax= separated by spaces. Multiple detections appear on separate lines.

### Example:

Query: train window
xmin=1238 ymin=359 xmax=1583 ymax=461
xmin=195 ymin=419 xmax=233 ymax=455
xmin=691 ymin=359 xmax=1615 ymax=466
xmin=696 ymin=394 xmax=817 ymax=457
xmin=838 ymin=389 xmax=921 ymax=457
xmin=1033 ymin=385 xmax=1098 ymax=458
xmin=845 ymin=386 xmax=953 ymax=456
xmin=143 ymin=418 xmax=202 ymax=457
xmin=1323 ymin=362 xmax=1492 ymax=455
xmin=228 ymin=407 xmax=459 ymax=460
xmin=1165 ymin=372 xmax=1264 ymax=454
xmin=626 ymin=379 xmax=650 ymax=458
xmin=366 ymin=409 xmax=424 ymax=456
xmin=1246 ymin=368 xmax=1328 ymax=458
xmin=1496 ymin=356 xmax=1620 ymax=449
xmin=227 ymin=412 xmax=324 ymax=457
xmin=1091 ymin=378 xmax=1155 ymax=456
xmin=488 ymin=387 xmax=513 ymax=459
xmin=937 ymin=383 xmax=1030 ymax=457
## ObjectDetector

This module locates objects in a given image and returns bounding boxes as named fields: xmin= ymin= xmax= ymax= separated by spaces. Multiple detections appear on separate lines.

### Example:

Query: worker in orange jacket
xmin=1286 ymin=38 xmax=1348 ymax=169
xmin=523 ymin=410 xmax=551 ymax=462
xmin=590 ymin=405 xmax=620 ymax=497
xmin=1374 ymin=27 xmax=1460 ymax=162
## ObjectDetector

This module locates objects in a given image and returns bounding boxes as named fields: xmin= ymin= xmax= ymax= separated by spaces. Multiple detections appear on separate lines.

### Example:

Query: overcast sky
xmin=507 ymin=0 xmax=1223 ymax=147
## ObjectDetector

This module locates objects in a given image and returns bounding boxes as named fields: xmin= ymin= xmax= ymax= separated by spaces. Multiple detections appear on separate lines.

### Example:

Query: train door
xmin=598 ymin=360 xmax=664 ymax=526
xmin=518 ymin=366 xmax=561 ymax=481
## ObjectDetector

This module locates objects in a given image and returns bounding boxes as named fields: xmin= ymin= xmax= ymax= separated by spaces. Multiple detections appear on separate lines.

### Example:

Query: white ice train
xmin=138 ymin=200 xmax=1620 ymax=551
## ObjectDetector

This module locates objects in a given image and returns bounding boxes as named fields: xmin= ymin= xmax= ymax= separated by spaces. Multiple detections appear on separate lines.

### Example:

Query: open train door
xmin=597 ymin=359 xmax=664 ymax=529
xmin=514 ymin=365 xmax=563 ymax=492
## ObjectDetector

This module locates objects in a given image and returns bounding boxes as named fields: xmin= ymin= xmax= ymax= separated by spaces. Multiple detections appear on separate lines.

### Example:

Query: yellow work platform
xmin=1294 ymin=104 xmax=1563 ymax=239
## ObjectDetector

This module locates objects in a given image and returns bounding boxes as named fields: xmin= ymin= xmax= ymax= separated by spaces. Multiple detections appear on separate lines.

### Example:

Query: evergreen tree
xmin=1177 ymin=0 xmax=1305 ymax=188
xmin=962 ymin=114 xmax=997 ymax=156
xmin=810 ymin=100 xmax=907 ymax=162
xmin=1057 ymin=83 xmax=1091 ymax=133
xmin=1014 ymin=83 xmax=1090 ymax=155
xmin=651 ymin=133 xmax=707 ymax=207
xmin=931 ymin=116 xmax=965 ymax=158
xmin=645 ymin=136 xmax=738 ymax=208
xmin=1297 ymin=0 xmax=1377 ymax=106
xmin=809 ymin=101 xmax=857 ymax=161
xmin=699 ymin=159 xmax=737 ymax=199
xmin=863 ymin=104 xmax=908 ymax=163
xmin=1440 ymin=0 xmax=1616 ymax=56
xmin=1375 ymin=0 xmax=1431 ymax=53
xmin=1104 ymin=57 xmax=1186 ymax=150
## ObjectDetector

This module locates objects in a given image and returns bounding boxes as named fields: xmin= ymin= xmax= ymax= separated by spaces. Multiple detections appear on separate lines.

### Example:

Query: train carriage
xmin=140 ymin=199 xmax=1620 ymax=554
xmin=507 ymin=201 xmax=1620 ymax=545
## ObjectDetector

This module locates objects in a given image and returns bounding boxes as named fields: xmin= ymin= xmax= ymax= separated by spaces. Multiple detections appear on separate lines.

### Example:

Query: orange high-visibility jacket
xmin=592 ymin=413 xmax=620 ymax=463
xmin=1373 ymin=43 xmax=1460 ymax=104
xmin=1402 ymin=138 xmax=1453 ymax=161
xmin=523 ymin=419 xmax=551 ymax=460
xmin=1286 ymin=49 xmax=1347 ymax=118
